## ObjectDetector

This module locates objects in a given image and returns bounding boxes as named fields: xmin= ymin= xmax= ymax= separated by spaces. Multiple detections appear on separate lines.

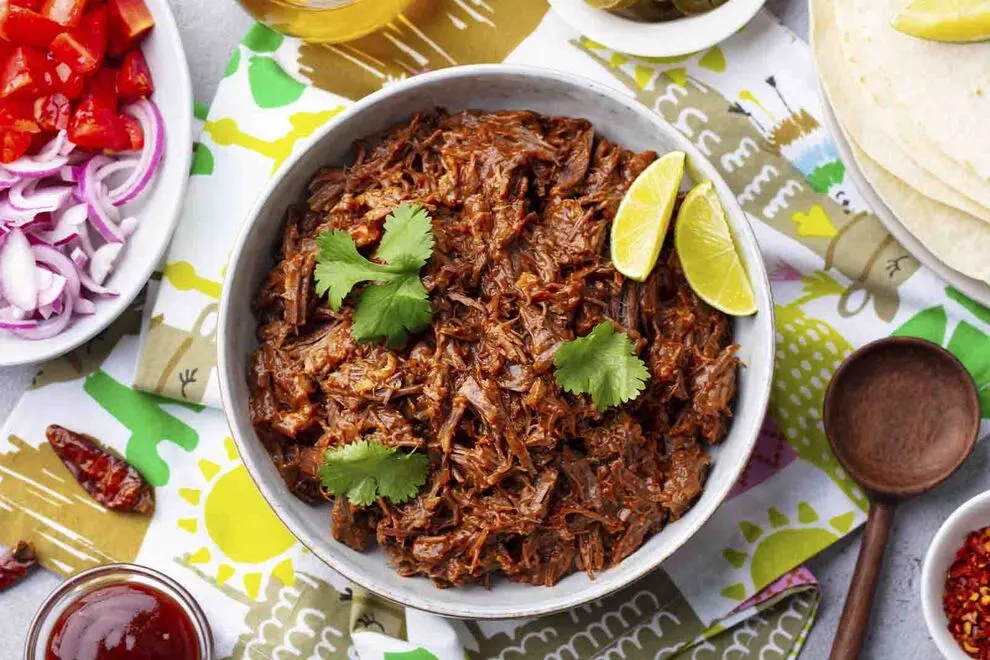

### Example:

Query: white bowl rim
xmin=922 ymin=490 xmax=990 ymax=660
xmin=0 ymin=0 xmax=193 ymax=367
xmin=548 ymin=0 xmax=768 ymax=58
xmin=218 ymin=63 xmax=774 ymax=619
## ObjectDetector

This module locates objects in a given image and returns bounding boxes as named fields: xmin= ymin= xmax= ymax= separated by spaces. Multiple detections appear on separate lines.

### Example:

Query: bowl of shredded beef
xmin=219 ymin=65 xmax=774 ymax=619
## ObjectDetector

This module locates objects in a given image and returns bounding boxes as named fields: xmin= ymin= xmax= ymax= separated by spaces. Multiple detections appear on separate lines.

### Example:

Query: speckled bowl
xmin=217 ymin=64 xmax=774 ymax=619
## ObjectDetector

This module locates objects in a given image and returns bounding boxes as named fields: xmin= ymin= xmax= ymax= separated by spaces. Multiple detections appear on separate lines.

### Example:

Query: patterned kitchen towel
xmin=2 ymin=2 xmax=990 ymax=659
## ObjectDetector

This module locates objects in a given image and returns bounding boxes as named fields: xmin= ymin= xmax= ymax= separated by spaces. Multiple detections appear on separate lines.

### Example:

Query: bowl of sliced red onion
xmin=0 ymin=0 xmax=192 ymax=365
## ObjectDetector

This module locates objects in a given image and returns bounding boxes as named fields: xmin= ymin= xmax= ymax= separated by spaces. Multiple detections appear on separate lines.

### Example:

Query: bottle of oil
xmin=236 ymin=0 xmax=414 ymax=43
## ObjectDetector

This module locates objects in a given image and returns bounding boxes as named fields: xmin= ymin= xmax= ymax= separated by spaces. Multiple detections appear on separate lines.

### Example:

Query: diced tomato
xmin=0 ymin=97 xmax=39 ymax=133
xmin=40 ymin=0 xmax=87 ymax=27
xmin=0 ymin=2 xmax=67 ymax=49
xmin=116 ymin=48 xmax=151 ymax=102
xmin=68 ymin=93 xmax=124 ymax=150
xmin=11 ymin=0 xmax=43 ymax=10
xmin=48 ymin=3 xmax=105 ymax=74
xmin=49 ymin=58 xmax=83 ymax=98
xmin=106 ymin=0 xmax=152 ymax=56
xmin=33 ymin=92 xmax=69 ymax=131
xmin=0 ymin=47 xmax=54 ymax=98
xmin=84 ymin=65 xmax=115 ymax=107
xmin=118 ymin=111 xmax=140 ymax=149
xmin=0 ymin=129 xmax=32 ymax=162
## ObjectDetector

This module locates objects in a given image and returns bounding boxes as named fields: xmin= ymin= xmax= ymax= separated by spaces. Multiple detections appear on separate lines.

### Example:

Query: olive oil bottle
xmin=236 ymin=0 xmax=414 ymax=43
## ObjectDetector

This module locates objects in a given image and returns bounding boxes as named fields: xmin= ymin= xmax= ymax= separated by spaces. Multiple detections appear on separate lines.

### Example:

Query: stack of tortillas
xmin=811 ymin=0 xmax=990 ymax=286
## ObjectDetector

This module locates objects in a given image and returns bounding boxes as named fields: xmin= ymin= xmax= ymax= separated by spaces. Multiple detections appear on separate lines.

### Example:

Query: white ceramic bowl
xmin=549 ymin=0 xmax=767 ymax=58
xmin=218 ymin=64 xmax=774 ymax=619
xmin=0 ymin=0 xmax=193 ymax=366
xmin=922 ymin=491 xmax=990 ymax=659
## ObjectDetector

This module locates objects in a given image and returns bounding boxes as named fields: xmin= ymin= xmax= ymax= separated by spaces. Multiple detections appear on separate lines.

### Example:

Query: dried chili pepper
xmin=46 ymin=424 xmax=155 ymax=515
xmin=944 ymin=525 xmax=990 ymax=658
xmin=0 ymin=541 xmax=37 ymax=591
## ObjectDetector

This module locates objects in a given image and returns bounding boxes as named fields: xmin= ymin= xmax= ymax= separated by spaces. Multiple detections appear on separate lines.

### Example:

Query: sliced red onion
xmin=0 ymin=202 xmax=42 ymax=228
xmin=75 ymin=297 xmax=95 ymax=315
xmin=79 ymin=268 xmax=117 ymax=297
xmin=81 ymin=157 xmax=124 ymax=244
xmin=88 ymin=243 xmax=121 ymax=285
xmin=31 ymin=244 xmax=80 ymax=301
xmin=95 ymin=158 xmax=139 ymax=186
xmin=0 ymin=168 xmax=17 ymax=190
xmin=3 ymin=157 xmax=69 ymax=178
xmin=33 ymin=131 xmax=69 ymax=163
xmin=12 ymin=295 xmax=73 ymax=339
xmin=58 ymin=204 xmax=89 ymax=227
xmin=0 ymin=229 xmax=38 ymax=312
xmin=120 ymin=216 xmax=138 ymax=237
xmin=70 ymin=246 xmax=87 ymax=269
xmin=0 ymin=305 xmax=38 ymax=330
xmin=38 ymin=272 xmax=66 ymax=307
xmin=9 ymin=179 xmax=74 ymax=213
xmin=109 ymin=100 xmax=164 ymax=206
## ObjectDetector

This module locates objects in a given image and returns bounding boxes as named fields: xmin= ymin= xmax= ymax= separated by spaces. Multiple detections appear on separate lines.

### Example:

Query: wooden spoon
xmin=823 ymin=336 xmax=980 ymax=659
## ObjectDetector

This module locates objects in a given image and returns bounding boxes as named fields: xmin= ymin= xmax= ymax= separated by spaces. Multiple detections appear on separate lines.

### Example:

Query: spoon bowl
xmin=824 ymin=336 xmax=980 ymax=498
xmin=822 ymin=336 xmax=980 ymax=659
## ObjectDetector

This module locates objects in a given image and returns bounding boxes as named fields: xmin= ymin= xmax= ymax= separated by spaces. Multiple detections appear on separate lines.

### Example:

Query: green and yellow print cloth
xmin=2 ymin=2 xmax=989 ymax=658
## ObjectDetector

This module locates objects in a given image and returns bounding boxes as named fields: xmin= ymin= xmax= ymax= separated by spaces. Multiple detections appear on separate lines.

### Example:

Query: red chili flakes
xmin=945 ymin=526 xmax=990 ymax=658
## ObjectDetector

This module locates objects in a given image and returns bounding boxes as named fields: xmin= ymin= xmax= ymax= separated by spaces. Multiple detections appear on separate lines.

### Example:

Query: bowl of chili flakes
xmin=923 ymin=490 xmax=990 ymax=659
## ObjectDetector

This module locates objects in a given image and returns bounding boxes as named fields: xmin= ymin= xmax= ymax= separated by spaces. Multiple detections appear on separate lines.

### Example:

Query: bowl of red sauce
xmin=923 ymin=491 xmax=990 ymax=659
xmin=24 ymin=563 xmax=213 ymax=660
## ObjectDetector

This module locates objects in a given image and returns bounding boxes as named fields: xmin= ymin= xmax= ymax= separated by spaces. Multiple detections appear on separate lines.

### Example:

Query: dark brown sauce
xmin=46 ymin=583 xmax=200 ymax=660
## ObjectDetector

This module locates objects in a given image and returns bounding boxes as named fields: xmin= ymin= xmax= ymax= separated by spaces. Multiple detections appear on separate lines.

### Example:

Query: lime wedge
xmin=892 ymin=0 xmax=990 ymax=42
xmin=674 ymin=181 xmax=756 ymax=316
xmin=610 ymin=150 xmax=685 ymax=282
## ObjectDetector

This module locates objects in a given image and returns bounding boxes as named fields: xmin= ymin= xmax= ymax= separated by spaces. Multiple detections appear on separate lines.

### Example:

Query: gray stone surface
xmin=0 ymin=1 xmax=965 ymax=658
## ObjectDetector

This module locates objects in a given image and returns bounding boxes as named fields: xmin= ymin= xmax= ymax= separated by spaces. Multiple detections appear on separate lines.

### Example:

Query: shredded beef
xmin=249 ymin=109 xmax=739 ymax=588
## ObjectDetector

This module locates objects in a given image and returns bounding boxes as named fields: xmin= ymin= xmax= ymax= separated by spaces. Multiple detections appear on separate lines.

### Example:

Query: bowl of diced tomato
xmin=0 ymin=0 xmax=192 ymax=365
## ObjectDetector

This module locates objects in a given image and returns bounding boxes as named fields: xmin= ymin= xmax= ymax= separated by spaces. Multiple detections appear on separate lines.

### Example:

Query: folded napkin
xmin=3 ymin=3 xmax=990 ymax=658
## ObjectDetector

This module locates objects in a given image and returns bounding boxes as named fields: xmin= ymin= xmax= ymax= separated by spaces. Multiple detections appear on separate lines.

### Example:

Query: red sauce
xmin=46 ymin=583 xmax=200 ymax=660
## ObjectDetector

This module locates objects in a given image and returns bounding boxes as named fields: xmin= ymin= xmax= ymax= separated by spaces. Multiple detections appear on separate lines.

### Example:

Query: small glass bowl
xmin=24 ymin=563 xmax=214 ymax=660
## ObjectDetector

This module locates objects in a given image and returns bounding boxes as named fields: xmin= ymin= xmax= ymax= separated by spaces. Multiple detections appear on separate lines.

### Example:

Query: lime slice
xmin=892 ymin=0 xmax=990 ymax=42
xmin=610 ymin=151 xmax=685 ymax=282
xmin=674 ymin=181 xmax=756 ymax=316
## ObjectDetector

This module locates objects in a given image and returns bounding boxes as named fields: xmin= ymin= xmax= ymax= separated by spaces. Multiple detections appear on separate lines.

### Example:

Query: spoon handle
xmin=830 ymin=500 xmax=895 ymax=660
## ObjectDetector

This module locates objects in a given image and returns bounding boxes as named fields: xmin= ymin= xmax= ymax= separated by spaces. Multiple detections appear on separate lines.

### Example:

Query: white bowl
xmin=0 ymin=0 xmax=193 ymax=366
xmin=218 ymin=64 xmax=774 ymax=619
xmin=549 ymin=0 xmax=767 ymax=58
xmin=922 ymin=491 xmax=990 ymax=659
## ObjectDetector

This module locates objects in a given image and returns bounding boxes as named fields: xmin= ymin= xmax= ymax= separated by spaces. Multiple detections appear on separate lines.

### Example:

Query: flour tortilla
xmin=811 ymin=0 xmax=990 ymax=223
xmin=833 ymin=0 xmax=990 ymax=197
xmin=851 ymin=139 xmax=990 ymax=283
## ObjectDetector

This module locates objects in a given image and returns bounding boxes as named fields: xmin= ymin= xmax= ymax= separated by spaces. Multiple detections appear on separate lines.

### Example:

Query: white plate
xmin=817 ymin=83 xmax=990 ymax=309
xmin=219 ymin=64 xmax=775 ymax=619
xmin=549 ymin=0 xmax=767 ymax=58
xmin=0 ymin=0 xmax=193 ymax=366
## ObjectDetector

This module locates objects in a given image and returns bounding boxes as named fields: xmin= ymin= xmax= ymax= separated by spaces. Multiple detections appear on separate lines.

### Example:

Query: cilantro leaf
xmin=553 ymin=322 xmax=650 ymax=411
xmin=375 ymin=203 xmax=435 ymax=269
xmin=314 ymin=230 xmax=396 ymax=310
xmin=319 ymin=440 xmax=431 ymax=507
xmin=313 ymin=203 xmax=435 ymax=345
xmin=352 ymin=274 xmax=432 ymax=347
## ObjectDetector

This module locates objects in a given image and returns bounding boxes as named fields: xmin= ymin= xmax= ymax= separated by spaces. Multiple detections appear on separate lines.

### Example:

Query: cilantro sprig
xmin=319 ymin=440 xmax=431 ymax=507
xmin=553 ymin=322 xmax=650 ymax=411
xmin=314 ymin=203 xmax=435 ymax=346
